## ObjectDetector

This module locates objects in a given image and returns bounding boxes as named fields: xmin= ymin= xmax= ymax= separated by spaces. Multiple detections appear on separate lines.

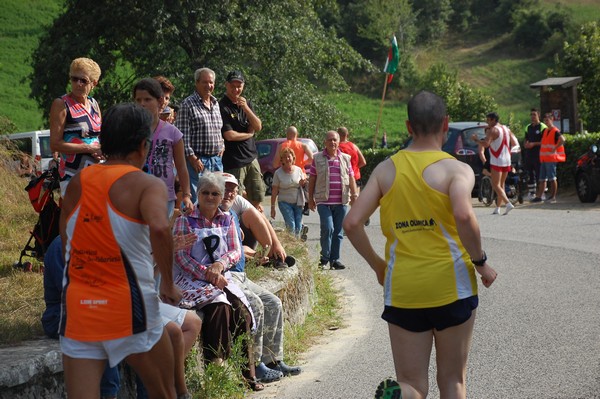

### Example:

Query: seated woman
xmin=270 ymin=147 xmax=307 ymax=238
xmin=172 ymin=172 xmax=263 ymax=391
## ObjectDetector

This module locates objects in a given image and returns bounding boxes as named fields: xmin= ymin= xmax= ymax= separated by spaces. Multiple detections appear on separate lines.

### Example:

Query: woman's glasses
xmin=70 ymin=76 xmax=91 ymax=85
xmin=201 ymin=190 xmax=222 ymax=197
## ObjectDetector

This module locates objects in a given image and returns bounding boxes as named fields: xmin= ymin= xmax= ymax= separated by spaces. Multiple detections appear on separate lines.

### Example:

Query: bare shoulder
xmin=114 ymin=170 xmax=166 ymax=198
xmin=50 ymin=98 xmax=66 ymax=113
xmin=372 ymin=158 xmax=396 ymax=194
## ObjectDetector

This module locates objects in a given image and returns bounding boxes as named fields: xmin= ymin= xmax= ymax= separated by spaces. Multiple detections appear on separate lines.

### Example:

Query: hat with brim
xmin=214 ymin=171 xmax=239 ymax=186
xmin=226 ymin=70 xmax=245 ymax=83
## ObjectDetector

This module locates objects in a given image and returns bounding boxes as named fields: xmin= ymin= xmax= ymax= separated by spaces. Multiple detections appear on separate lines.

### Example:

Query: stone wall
xmin=0 ymin=263 xmax=312 ymax=399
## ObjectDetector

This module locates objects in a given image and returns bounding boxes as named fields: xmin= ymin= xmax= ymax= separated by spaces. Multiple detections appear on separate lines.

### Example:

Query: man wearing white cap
xmin=217 ymin=172 xmax=301 ymax=382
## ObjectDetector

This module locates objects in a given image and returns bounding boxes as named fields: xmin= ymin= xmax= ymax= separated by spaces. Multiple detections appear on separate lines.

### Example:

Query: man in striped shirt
xmin=176 ymin=67 xmax=224 ymax=205
xmin=308 ymin=130 xmax=358 ymax=270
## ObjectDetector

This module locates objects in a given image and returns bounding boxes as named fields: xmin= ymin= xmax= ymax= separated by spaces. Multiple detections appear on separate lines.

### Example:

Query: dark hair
xmin=530 ymin=108 xmax=539 ymax=115
xmin=132 ymin=78 xmax=164 ymax=100
xmin=486 ymin=112 xmax=499 ymax=122
xmin=100 ymin=103 xmax=152 ymax=158
xmin=407 ymin=91 xmax=447 ymax=136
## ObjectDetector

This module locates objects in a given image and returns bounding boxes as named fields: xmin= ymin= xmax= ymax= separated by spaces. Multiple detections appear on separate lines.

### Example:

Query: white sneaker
xmin=503 ymin=202 xmax=515 ymax=215
xmin=492 ymin=207 xmax=500 ymax=215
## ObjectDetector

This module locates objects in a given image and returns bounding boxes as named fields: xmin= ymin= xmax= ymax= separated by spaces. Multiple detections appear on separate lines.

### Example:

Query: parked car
xmin=1 ymin=130 xmax=54 ymax=176
xmin=404 ymin=122 xmax=489 ymax=194
xmin=574 ymin=142 xmax=600 ymax=203
xmin=256 ymin=137 xmax=319 ymax=195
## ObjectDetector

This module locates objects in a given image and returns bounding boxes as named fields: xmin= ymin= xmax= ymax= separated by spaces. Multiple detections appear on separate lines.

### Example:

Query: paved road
xmin=253 ymin=194 xmax=600 ymax=399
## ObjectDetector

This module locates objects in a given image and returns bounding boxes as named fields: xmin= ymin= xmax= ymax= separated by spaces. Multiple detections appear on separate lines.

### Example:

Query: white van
xmin=2 ymin=130 xmax=54 ymax=175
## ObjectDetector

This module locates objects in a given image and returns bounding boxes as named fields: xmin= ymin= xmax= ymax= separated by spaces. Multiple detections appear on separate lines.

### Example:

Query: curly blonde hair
xmin=70 ymin=57 xmax=101 ymax=82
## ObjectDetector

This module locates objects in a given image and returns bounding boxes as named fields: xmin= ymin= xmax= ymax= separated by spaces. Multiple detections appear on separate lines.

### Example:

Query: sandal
xmin=245 ymin=377 xmax=265 ymax=391
xmin=255 ymin=362 xmax=283 ymax=383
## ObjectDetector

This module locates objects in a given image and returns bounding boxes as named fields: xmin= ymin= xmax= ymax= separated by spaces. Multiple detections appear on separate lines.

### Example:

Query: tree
xmin=419 ymin=63 xmax=497 ymax=121
xmin=412 ymin=0 xmax=453 ymax=43
xmin=511 ymin=4 xmax=573 ymax=49
xmin=552 ymin=22 xmax=600 ymax=132
xmin=30 ymin=0 xmax=373 ymax=138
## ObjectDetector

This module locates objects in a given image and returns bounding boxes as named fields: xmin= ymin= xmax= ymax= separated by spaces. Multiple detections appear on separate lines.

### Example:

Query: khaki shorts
xmin=227 ymin=158 xmax=265 ymax=203
xmin=60 ymin=323 xmax=163 ymax=368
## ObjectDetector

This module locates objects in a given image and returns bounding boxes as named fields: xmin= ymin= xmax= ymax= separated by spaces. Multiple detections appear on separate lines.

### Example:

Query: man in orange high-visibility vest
xmin=532 ymin=113 xmax=565 ymax=204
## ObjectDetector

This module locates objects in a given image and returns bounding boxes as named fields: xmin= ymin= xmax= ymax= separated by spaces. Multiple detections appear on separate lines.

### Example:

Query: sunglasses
xmin=70 ymin=76 xmax=91 ymax=85
xmin=201 ymin=190 xmax=222 ymax=197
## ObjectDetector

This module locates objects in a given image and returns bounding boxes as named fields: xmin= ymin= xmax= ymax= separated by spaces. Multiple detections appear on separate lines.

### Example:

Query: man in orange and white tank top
xmin=480 ymin=112 xmax=517 ymax=215
xmin=59 ymin=103 xmax=182 ymax=399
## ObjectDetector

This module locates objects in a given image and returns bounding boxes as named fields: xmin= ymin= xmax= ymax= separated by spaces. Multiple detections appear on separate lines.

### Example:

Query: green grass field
xmin=0 ymin=0 xmax=63 ymax=132
xmin=326 ymin=92 xmax=408 ymax=149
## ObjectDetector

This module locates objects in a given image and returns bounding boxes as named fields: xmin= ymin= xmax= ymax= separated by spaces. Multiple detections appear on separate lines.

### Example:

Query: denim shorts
xmin=539 ymin=162 xmax=557 ymax=181
xmin=382 ymin=296 xmax=479 ymax=332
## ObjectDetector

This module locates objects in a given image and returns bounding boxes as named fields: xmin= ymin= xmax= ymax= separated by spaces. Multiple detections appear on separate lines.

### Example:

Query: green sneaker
xmin=374 ymin=378 xmax=402 ymax=399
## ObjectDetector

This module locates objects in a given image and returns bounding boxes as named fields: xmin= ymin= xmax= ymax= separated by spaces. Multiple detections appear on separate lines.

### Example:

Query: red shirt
xmin=338 ymin=141 xmax=361 ymax=180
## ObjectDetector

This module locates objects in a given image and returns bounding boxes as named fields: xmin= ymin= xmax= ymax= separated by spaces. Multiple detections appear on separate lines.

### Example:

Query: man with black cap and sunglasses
xmin=219 ymin=70 xmax=265 ymax=211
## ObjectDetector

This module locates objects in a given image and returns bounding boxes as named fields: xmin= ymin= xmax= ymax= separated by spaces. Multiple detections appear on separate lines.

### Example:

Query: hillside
xmin=0 ymin=0 xmax=598 ymax=135
xmin=0 ymin=0 xmax=63 ymax=131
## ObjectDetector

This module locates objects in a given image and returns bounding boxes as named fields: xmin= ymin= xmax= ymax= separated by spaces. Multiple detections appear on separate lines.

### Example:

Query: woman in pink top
xmin=133 ymin=78 xmax=194 ymax=217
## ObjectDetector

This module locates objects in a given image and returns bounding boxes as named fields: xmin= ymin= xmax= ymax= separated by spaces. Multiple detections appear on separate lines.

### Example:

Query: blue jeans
xmin=100 ymin=364 xmax=120 ymax=398
xmin=278 ymin=201 xmax=303 ymax=236
xmin=317 ymin=204 xmax=347 ymax=263
xmin=186 ymin=155 xmax=223 ymax=204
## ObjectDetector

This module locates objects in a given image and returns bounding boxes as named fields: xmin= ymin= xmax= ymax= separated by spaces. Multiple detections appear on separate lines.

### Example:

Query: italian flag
xmin=383 ymin=35 xmax=400 ymax=84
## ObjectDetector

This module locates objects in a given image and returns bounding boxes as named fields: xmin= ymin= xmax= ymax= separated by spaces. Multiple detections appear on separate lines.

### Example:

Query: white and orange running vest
xmin=61 ymin=164 xmax=161 ymax=341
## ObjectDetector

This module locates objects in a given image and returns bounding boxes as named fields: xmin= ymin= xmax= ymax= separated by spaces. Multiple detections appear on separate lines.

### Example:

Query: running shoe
xmin=503 ymin=202 xmax=515 ymax=215
xmin=374 ymin=378 xmax=402 ymax=399
xmin=300 ymin=225 xmax=309 ymax=242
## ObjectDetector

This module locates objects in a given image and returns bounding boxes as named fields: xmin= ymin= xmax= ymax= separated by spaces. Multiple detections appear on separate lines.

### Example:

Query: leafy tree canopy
xmin=552 ymin=22 xmax=600 ymax=132
xmin=30 ymin=0 xmax=373 ymax=138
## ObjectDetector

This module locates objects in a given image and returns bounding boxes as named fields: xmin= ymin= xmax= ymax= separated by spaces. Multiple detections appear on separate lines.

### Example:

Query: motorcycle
xmin=575 ymin=142 xmax=600 ymax=203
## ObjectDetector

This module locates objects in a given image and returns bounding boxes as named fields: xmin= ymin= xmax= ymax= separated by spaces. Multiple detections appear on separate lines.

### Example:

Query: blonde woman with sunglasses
xmin=49 ymin=57 xmax=103 ymax=195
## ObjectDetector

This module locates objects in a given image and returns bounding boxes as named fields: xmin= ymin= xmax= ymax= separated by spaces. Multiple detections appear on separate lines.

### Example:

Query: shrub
xmin=0 ymin=116 xmax=17 ymax=135
xmin=360 ymin=146 xmax=399 ymax=185
xmin=359 ymin=132 xmax=600 ymax=192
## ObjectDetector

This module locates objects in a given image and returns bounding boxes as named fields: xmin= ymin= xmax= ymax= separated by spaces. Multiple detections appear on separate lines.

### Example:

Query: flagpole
xmin=373 ymin=74 xmax=389 ymax=149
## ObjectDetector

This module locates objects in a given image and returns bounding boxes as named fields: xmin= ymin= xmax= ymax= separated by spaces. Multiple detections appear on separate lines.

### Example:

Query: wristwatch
xmin=471 ymin=251 xmax=487 ymax=267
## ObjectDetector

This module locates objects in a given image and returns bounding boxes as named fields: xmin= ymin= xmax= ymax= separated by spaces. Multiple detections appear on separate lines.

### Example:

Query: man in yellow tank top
xmin=344 ymin=91 xmax=497 ymax=399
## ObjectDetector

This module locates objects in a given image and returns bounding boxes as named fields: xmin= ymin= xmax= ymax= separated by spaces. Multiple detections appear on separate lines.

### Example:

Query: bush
xmin=512 ymin=5 xmax=574 ymax=49
xmin=418 ymin=63 xmax=497 ymax=122
xmin=0 ymin=116 xmax=17 ymax=135
xmin=359 ymin=132 xmax=600 ymax=193
xmin=360 ymin=146 xmax=399 ymax=185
